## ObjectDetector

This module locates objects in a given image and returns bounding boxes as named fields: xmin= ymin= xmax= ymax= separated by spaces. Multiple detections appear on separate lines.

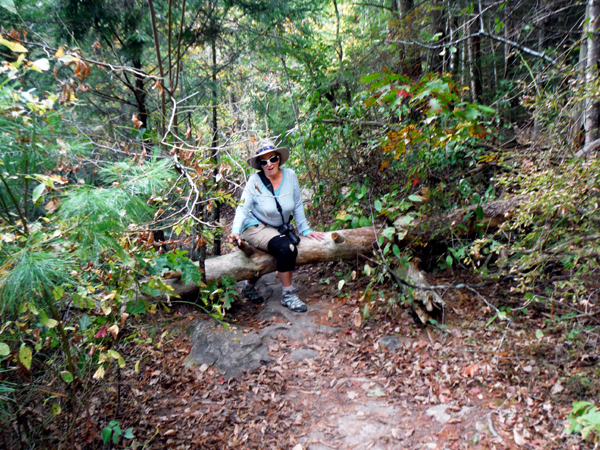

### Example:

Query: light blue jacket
xmin=231 ymin=168 xmax=313 ymax=236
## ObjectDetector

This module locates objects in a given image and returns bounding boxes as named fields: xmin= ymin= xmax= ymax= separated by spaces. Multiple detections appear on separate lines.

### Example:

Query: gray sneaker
xmin=280 ymin=288 xmax=307 ymax=313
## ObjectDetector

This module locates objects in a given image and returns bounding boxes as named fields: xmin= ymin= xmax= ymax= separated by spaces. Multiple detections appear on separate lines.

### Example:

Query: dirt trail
xmin=122 ymin=263 xmax=581 ymax=449
xmin=181 ymin=266 xmax=556 ymax=450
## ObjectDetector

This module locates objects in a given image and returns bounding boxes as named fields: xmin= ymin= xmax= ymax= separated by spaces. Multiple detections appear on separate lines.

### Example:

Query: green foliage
xmin=364 ymin=72 xmax=494 ymax=184
xmin=0 ymin=245 xmax=73 ymax=314
xmin=102 ymin=419 xmax=134 ymax=445
xmin=566 ymin=401 xmax=600 ymax=442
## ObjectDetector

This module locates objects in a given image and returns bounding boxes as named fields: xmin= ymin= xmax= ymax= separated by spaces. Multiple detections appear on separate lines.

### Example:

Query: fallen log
xmin=160 ymin=196 xmax=526 ymax=321
xmin=162 ymin=226 xmax=446 ymax=323
xmin=407 ymin=195 xmax=527 ymax=241
xmin=163 ymin=227 xmax=379 ymax=298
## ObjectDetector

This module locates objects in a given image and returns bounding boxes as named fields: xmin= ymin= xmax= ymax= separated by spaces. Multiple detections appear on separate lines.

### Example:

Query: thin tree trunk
xmin=147 ymin=0 xmax=167 ymax=137
xmin=429 ymin=0 xmax=443 ymax=72
xmin=468 ymin=15 xmax=482 ymax=101
xmin=533 ymin=7 xmax=547 ymax=137
xmin=574 ymin=6 xmax=589 ymax=144
xmin=460 ymin=16 xmax=468 ymax=100
xmin=211 ymin=39 xmax=221 ymax=256
xmin=585 ymin=0 xmax=600 ymax=146
xmin=398 ymin=0 xmax=413 ymax=20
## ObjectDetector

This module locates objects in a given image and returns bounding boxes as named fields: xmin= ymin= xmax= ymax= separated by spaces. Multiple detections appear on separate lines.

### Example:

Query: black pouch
xmin=278 ymin=222 xmax=300 ymax=245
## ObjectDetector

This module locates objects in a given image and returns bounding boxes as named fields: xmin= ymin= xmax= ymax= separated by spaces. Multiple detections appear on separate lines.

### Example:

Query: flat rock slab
xmin=187 ymin=272 xmax=340 ymax=378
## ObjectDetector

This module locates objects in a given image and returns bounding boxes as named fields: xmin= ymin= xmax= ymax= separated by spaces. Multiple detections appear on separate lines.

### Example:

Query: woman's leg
xmin=278 ymin=271 xmax=292 ymax=287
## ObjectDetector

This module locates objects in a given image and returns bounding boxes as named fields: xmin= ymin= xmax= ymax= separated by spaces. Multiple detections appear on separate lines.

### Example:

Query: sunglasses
xmin=259 ymin=154 xmax=279 ymax=167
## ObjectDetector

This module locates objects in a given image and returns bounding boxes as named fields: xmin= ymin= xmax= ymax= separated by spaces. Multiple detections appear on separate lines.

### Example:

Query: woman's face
xmin=259 ymin=151 xmax=280 ymax=177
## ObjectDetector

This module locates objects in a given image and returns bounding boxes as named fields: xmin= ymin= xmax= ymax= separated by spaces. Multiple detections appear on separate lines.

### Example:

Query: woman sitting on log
xmin=230 ymin=138 xmax=325 ymax=312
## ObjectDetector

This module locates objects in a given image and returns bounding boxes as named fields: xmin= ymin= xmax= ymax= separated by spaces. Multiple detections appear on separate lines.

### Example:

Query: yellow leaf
xmin=379 ymin=157 xmax=392 ymax=172
xmin=0 ymin=37 xmax=27 ymax=53
xmin=19 ymin=343 xmax=32 ymax=370
xmin=107 ymin=349 xmax=120 ymax=360
xmin=335 ymin=210 xmax=347 ymax=220
xmin=54 ymin=46 xmax=65 ymax=57
xmin=93 ymin=366 xmax=105 ymax=380
xmin=135 ymin=360 xmax=140 ymax=373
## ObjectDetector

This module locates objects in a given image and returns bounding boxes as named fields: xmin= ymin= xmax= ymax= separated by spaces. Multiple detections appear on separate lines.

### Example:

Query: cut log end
xmin=331 ymin=232 xmax=345 ymax=243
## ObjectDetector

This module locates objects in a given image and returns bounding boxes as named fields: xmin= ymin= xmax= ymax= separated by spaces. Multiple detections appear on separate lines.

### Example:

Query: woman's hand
xmin=230 ymin=233 xmax=242 ymax=245
xmin=305 ymin=231 xmax=326 ymax=241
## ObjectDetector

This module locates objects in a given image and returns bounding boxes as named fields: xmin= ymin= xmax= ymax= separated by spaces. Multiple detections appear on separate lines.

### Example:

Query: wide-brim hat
xmin=247 ymin=138 xmax=289 ymax=170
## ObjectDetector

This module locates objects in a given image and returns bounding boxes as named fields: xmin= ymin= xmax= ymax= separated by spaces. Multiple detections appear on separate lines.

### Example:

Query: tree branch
xmin=390 ymin=30 xmax=557 ymax=65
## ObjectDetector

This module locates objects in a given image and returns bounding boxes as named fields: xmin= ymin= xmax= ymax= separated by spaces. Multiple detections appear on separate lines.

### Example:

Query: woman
xmin=230 ymin=138 xmax=325 ymax=312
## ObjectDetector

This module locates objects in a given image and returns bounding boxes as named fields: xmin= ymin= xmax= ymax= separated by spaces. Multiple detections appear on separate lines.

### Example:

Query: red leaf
xmin=94 ymin=324 xmax=108 ymax=339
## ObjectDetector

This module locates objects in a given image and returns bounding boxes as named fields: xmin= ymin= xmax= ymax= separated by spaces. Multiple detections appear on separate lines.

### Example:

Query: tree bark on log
xmin=408 ymin=196 xmax=526 ymax=241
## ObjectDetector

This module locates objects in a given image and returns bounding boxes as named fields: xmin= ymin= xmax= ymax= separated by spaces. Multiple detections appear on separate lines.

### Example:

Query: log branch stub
xmin=331 ymin=232 xmax=345 ymax=243
xmin=236 ymin=240 xmax=257 ymax=257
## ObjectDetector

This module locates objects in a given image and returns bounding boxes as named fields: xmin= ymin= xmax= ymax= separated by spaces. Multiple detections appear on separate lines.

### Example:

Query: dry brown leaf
xmin=107 ymin=324 xmax=119 ymax=340
xmin=132 ymin=114 xmax=144 ymax=129
xmin=354 ymin=310 xmax=362 ymax=328
xmin=464 ymin=363 xmax=478 ymax=378
xmin=152 ymin=80 xmax=164 ymax=95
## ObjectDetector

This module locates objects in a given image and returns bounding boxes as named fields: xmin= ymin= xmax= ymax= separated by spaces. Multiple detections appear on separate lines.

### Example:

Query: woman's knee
xmin=267 ymin=235 xmax=298 ymax=271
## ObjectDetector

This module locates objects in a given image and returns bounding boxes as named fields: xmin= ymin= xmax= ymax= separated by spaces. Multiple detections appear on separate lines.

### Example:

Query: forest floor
xmin=89 ymin=262 xmax=600 ymax=450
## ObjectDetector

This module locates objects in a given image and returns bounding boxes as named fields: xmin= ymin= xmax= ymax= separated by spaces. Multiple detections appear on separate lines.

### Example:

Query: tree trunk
xmin=468 ymin=15 xmax=482 ymax=101
xmin=398 ymin=0 xmax=413 ymax=20
xmin=533 ymin=5 xmax=547 ymax=137
xmin=211 ymin=39 xmax=221 ymax=256
xmin=429 ymin=0 xmax=444 ymax=72
xmin=585 ymin=0 xmax=600 ymax=146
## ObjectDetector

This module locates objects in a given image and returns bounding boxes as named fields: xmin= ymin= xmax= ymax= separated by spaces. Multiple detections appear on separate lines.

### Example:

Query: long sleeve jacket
xmin=231 ymin=168 xmax=313 ymax=236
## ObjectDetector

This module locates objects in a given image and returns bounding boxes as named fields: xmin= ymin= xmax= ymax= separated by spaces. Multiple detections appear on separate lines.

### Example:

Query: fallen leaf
xmin=367 ymin=387 xmax=386 ymax=397
xmin=292 ymin=445 xmax=303 ymax=450
xmin=347 ymin=391 xmax=358 ymax=400
xmin=464 ymin=363 xmax=478 ymax=378
xmin=404 ymin=427 xmax=415 ymax=437
xmin=551 ymin=380 xmax=564 ymax=395
xmin=513 ymin=428 xmax=526 ymax=446
xmin=93 ymin=324 xmax=107 ymax=339
xmin=353 ymin=311 xmax=362 ymax=328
